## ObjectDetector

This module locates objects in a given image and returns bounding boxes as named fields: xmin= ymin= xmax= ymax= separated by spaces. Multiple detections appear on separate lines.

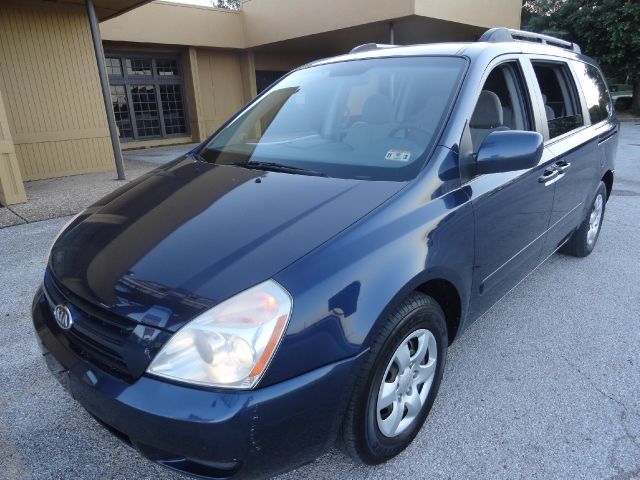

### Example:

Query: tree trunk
xmin=632 ymin=79 xmax=640 ymax=115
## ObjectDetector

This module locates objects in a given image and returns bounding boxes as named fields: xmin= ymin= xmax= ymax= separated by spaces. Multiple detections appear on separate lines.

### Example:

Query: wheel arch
xmin=415 ymin=278 xmax=462 ymax=345
xmin=365 ymin=268 xmax=469 ymax=349
xmin=602 ymin=170 xmax=614 ymax=201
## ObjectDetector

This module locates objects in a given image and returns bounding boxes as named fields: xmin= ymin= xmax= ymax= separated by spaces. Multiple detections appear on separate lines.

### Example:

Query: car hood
xmin=49 ymin=158 xmax=404 ymax=331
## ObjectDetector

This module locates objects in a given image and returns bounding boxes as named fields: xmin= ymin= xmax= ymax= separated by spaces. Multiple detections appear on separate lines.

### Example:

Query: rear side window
xmin=573 ymin=61 xmax=611 ymax=124
xmin=531 ymin=61 xmax=583 ymax=139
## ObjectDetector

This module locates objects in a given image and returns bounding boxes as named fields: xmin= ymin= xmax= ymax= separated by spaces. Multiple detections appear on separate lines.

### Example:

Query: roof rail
xmin=479 ymin=27 xmax=581 ymax=54
xmin=350 ymin=43 xmax=397 ymax=54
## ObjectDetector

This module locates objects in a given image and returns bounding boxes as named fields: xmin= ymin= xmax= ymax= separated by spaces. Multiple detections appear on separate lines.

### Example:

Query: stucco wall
xmin=254 ymin=52 xmax=319 ymax=72
xmin=242 ymin=0 xmax=415 ymax=47
xmin=0 ymin=7 xmax=113 ymax=181
xmin=414 ymin=0 xmax=521 ymax=29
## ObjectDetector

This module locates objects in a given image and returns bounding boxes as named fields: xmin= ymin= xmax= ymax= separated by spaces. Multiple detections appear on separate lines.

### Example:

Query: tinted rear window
xmin=573 ymin=61 xmax=611 ymax=124
xmin=532 ymin=61 xmax=583 ymax=139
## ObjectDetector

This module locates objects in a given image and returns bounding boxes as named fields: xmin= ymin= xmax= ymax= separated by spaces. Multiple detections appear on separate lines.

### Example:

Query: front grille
xmin=43 ymin=270 xmax=171 ymax=380
xmin=66 ymin=327 xmax=130 ymax=374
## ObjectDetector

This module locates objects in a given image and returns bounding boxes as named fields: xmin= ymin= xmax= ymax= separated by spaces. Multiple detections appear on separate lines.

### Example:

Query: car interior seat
xmin=344 ymin=94 xmax=395 ymax=148
xmin=542 ymin=94 xmax=556 ymax=120
xmin=502 ymin=105 xmax=514 ymax=129
xmin=407 ymin=110 xmax=439 ymax=138
xmin=469 ymin=90 xmax=509 ymax=151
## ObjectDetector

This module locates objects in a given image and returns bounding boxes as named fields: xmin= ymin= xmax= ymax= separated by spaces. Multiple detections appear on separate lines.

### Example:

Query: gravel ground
xmin=0 ymin=124 xmax=638 ymax=480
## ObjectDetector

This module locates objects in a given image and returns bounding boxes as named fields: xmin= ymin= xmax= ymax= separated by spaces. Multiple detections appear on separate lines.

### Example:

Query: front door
xmin=469 ymin=148 xmax=556 ymax=318
xmin=463 ymin=59 xmax=556 ymax=319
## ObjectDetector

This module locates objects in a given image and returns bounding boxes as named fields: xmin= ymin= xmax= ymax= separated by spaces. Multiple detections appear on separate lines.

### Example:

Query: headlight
xmin=147 ymin=280 xmax=292 ymax=389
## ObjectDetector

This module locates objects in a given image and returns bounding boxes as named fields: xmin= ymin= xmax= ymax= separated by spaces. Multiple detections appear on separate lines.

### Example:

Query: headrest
xmin=470 ymin=90 xmax=503 ymax=129
xmin=362 ymin=94 xmax=393 ymax=124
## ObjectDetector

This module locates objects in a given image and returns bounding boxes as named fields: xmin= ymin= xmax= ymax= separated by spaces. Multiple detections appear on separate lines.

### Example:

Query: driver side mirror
xmin=476 ymin=130 xmax=543 ymax=174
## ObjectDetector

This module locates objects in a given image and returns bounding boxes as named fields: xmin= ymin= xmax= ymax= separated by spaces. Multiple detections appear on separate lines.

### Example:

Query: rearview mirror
xmin=476 ymin=130 xmax=543 ymax=175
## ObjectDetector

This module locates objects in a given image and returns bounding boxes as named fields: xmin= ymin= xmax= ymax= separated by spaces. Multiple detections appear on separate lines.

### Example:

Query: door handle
xmin=554 ymin=160 xmax=571 ymax=172
xmin=538 ymin=168 xmax=559 ymax=184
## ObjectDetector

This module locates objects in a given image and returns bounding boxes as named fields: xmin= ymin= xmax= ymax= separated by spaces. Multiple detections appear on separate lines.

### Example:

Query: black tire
xmin=561 ymin=181 xmax=607 ymax=257
xmin=341 ymin=292 xmax=447 ymax=464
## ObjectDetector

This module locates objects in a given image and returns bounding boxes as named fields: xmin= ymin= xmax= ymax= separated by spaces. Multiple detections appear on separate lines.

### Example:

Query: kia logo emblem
xmin=53 ymin=304 xmax=74 ymax=330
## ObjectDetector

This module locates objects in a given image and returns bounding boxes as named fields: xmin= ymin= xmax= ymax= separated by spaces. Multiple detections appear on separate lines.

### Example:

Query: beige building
xmin=0 ymin=0 xmax=521 ymax=206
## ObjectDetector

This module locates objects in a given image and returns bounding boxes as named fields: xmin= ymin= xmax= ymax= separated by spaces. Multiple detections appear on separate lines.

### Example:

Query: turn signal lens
xmin=147 ymin=280 xmax=292 ymax=389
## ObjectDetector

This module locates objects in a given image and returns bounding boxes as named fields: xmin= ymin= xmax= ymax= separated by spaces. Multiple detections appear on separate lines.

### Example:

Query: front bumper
xmin=32 ymin=287 xmax=364 ymax=479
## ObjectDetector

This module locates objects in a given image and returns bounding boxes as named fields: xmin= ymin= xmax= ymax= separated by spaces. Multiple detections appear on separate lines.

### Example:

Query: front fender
xmin=373 ymin=264 xmax=472 ymax=345
xmin=266 ymin=183 xmax=474 ymax=387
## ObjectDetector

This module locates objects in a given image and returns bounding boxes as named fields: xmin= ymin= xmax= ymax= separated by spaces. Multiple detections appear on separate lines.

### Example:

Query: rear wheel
xmin=341 ymin=292 xmax=447 ymax=464
xmin=561 ymin=181 xmax=607 ymax=257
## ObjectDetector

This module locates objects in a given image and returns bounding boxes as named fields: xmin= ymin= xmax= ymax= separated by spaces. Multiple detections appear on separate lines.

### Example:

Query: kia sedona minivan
xmin=33 ymin=28 xmax=617 ymax=479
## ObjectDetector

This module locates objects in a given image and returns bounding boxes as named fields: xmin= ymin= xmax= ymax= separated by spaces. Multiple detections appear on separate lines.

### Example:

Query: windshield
xmin=199 ymin=56 xmax=467 ymax=181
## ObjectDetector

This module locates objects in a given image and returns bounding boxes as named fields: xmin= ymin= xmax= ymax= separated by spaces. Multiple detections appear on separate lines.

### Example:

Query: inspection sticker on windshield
xmin=385 ymin=149 xmax=411 ymax=162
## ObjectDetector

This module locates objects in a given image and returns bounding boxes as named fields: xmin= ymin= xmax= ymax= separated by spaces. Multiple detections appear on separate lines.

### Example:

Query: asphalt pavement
xmin=1 ymin=124 xmax=638 ymax=480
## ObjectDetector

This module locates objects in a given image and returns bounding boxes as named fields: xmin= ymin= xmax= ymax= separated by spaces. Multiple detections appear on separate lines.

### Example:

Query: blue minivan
xmin=33 ymin=28 xmax=618 ymax=479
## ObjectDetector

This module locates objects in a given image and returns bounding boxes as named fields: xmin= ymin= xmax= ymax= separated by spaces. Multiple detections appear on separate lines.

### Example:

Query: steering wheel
xmin=388 ymin=125 xmax=433 ymax=142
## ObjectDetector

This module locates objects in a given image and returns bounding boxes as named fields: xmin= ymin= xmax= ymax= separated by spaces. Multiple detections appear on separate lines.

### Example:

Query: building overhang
xmin=100 ymin=0 xmax=521 ymax=51
xmin=242 ymin=0 xmax=520 ymax=48
xmin=0 ymin=0 xmax=154 ymax=21
xmin=101 ymin=1 xmax=246 ymax=49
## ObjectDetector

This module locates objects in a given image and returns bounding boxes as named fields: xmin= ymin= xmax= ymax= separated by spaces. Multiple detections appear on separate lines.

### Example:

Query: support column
xmin=0 ymin=88 xmax=26 ymax=206
xmin=240 ymin=50 xmax=257 ymax=104
xmin=185 ymin=47 xmax=206 ymax=142
xmin=86 ymin=0 xmax=125 ymax=180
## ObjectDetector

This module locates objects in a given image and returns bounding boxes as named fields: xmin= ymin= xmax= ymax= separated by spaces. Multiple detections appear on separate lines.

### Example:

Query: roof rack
xmin=479 ymin=27 xmax=581 ymax=54
xmin=349 ymin=43 xmax=397 ymax=54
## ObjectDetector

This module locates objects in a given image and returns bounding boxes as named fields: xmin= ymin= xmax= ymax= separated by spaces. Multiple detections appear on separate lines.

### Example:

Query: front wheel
xmin=561 ymin=181 xmax=607 ymax=257
xmin=341 ymin=292 xmax=447 ymax=464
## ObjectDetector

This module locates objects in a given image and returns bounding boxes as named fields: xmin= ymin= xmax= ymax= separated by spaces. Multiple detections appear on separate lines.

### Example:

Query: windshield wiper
xmin=232 ymin=161 xmax=328 ymax=177
xmin=185 ymin=151 xmax=206 ymax=162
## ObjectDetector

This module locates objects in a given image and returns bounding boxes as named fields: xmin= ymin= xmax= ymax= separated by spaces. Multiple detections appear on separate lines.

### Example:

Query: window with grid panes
xmin=105 ymin=54 xmax=188 ymax=140
xmin=110 ymin=85 xmax=133 ymax=139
